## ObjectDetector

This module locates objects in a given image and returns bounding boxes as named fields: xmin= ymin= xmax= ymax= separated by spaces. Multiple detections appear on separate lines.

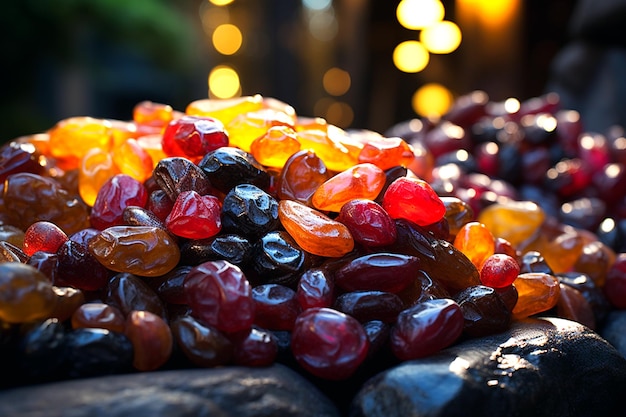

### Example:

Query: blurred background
xmin=2 ymin=0 xmax=624 ymax=142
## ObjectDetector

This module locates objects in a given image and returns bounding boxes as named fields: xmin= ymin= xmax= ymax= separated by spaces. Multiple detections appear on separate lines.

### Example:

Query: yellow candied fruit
xmin=48 ymin=116 xmax=114 ymax=163
xmin=250 ymin=125 xmax=301 ymax=168
xmin=478 ymin=200 xmax=545 ymax=247
xmin=512 ymin=272 xmax=561 ymax=319
xmin=186 ymin=95 xmax=264 ymax=126
xmin=226 ymin=108 xmax=296 ymax=152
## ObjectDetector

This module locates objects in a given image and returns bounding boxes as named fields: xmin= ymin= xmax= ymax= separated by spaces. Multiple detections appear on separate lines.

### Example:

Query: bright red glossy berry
xmin=23 ymin=221 xmax=68 ymax=256
xmin=291 ymin=307 xmax=369 ymax=380
xmin=183 ymin=260 xmax=254 ymax=333
xmin=252 ymin=284 xmax=301 ymax=331
xmin=166 ymin=190 xmax=222 ymax=239
xmin=382 ymin=176 xmax=445 ymax=226
xmin=336 ymin=199 xmax=397 ymax=247
xmin=162 ymin=115 xmax=229 ymax=160
xmin=90 ymin=174 xmax=148 ymax=230
xmin=296 ymin=268 xmax=334 ymax=310
xmin=390 ymin=298 xmax=464 ymax=360
xmin=480 ymin=253 xmax=521 ymax=288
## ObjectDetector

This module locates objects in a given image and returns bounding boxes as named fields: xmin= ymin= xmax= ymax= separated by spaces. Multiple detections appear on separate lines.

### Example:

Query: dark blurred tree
xmin=0 ymin=0 xmax=202 ymax=141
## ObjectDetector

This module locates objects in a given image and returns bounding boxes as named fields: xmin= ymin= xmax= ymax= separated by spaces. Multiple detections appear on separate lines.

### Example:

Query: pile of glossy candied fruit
xmin=0 ymin=91 xmax=625 ymax=384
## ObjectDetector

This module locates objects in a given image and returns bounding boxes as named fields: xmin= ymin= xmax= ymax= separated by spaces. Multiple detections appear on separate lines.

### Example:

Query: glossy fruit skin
xmin=453 ymin=285 xmax=511 ymax=337
xmin=162 ymin=115 xmax=229 ymax=160
xmin=336 ymin=199 xmax=397 ymax=247
xmin=277 ymin=149 xmax=332 ymax=204
xmin=23 ymin=221 xmax=69 ymax=256
xmin=291 ymin=307 xmax=369 ymax=380
xmin=90 ymin=174 xmax=148 ymax=230
xmin=124 ymin=310 xmax=173 ymax=371
xmin=199 ymin=147 xmax=270 ymax=194
xmin=170 ymin=315 xmax=233 ymax=367
xmin=166 ymin=190 xmax=222 ymax=240
xmin=153 ymin=157 xmax=214 ymax=201
xmin=334 ymin=252 xmax=421 ymax=293
xmin=480 ymin=253 xmax=521 ymax=288
xmin=183 ymin=260 xmax=254 ymax=334
xmin=252 ymin=284 xmax=301 ymax=331
xmin=221 ymin=184 xmax=279 ymax=238
xmin=0 ymin=263 xmax=58 ymax=323
xmin=390 ymin=298 xmax=464 ymax=360
xmin=231 ymin=326 xmax=279 ymax=367
xmin=382 ymin=176 xmax=446 ymax=226
xmin=333 ymin=290 xmax=404 ymax=323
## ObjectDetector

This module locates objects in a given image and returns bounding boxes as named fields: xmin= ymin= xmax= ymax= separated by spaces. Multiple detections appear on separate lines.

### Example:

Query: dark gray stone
xmin=600 ymin=309 xmax=626 ymax=358
xmin=351 ymin=317 xmax=626 ymax=417
xmin=0 ymin=364 xmax=340 ymax=417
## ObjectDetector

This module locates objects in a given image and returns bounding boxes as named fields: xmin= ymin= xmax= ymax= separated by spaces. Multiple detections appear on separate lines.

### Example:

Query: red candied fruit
xmin=252 ymin=284 xmax=301 ymax=331
xmin=183 ymin=260 xmax=254 ymax=333
xmin=291 ymin=307 xmax=369 ymax=380
xmin=604 ymin=253 xmax=626 ymax=309
xmin=382 ymin=176 xmax=446 ymax=226
xmin=90 ymin=174 xmax=148 ymax=230
xmin=23 ymin=221 xmax=68 ymax=256
xmin=231 ymin=326 xmax=278 ymax=367
xmin=480 ymin=253 xmax=521 ymax=288
xmin=336 ymin=199 xmax=397 ymax=247
xmin=296 ymin=268 xmax=334 ymax=310
xmin=162 ymin=115 xmax=229 ymax=160
xmin=390 ymin=298 xmax=464 ymax=360
xmin=166 ymin=190 xmax=222 ymax=240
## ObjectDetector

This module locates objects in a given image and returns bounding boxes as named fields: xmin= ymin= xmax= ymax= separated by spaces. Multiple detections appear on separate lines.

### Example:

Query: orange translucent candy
xmin=358 ymin=136 xmax=415 ymax=171
xmin=0 ymin=262 xmax=58 ymax=323
xmin=311 ymin=163 xmax=386 ymax=212
xmin=294 ymin=116 xmax=328 ymax=132
xmin=278 ymin=200 xmax=354 ymax=257
xmin=112 ymin=139 xmax=154 ymax=183
xmin=453 ymin=221 xmax=495 ymax=269
xmin=556 ymin=283 xmax=595 ymax=329
xmin=136 ymin=134 xmax=168 ymax=168
xmin=520 ymin=222 xmax=585 ymax=274
xmin=50 ymin=286 xmax=85 ymax=322
xmin=573 ymin=240 xmax=616 ymax=287
xmin=477 ymin=200 xmax=545 ymax=247
xmin=125 ymin=310 xmax=173 ymax=371
xmin=107 ymin=119 xmax=141 ymax=148
xmin=226 ymin=108 xmax=296 ymax=152
xmin=511 ymin=272 xmax=560 ymax=319
xmin=297 ymin=129 xmax=358 ymax=172
xmin=186 ymin=95 xmax=264 ymax=126
xmin=277 ymin=150 xmax=333 ymax=204
xmin=48 ymin=116 xmax=114 ymax=163
xmin=133 ymin=101 xmax=174 ymax=128
xmin=79 ymin=147 xmax=119 ymax=207
xmin=262 ymin=96 xmax=297 ymax=119
xmin=71 ymin=302 xmax=126 ymax=333
xmin=250 ymin=125 xmax=301 ymax=168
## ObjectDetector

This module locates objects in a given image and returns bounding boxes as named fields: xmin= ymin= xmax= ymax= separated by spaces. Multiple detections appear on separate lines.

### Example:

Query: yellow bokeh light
xmin=412 ymin=83 xmax=454 ymax=118
xmin=420 ymin=20 xmax=462 ymax=54
xmin=212 ymin=23 xmax=243 ymax=55
xmin=393 ymin=41 xmax=429 ymax=73
xmin=326 ymin=101 xmax=354 ymax=128
xmin=323 ymin=67 xmax=351 ymax=96
xmin=396 ymin=0 xmax=444 ymax=30
xmin=209 ymin=0 xmax=234 ymax=6
xmin=208 ymin=65 xmax=241 ymax=99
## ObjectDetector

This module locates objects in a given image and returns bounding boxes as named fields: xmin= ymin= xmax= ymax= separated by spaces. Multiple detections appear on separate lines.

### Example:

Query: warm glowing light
xmin=457 ymin=0 xmax=520 ymax=30
xmin=307 ymin=8 xmax=338 ymax=41
xmin=323 ymin=67 xmax=351 ymax=96
xmin=412 ymin=83 xmax=454 ymax=118
xmin=209 ymin=0 xmax=234 ymax=6
xmin=208 ymin=65 xmax=241 ymax=99
xmin=326 ymin=101 xmax=354 ymax=128
xmin=420 ymin=20 xmax=462 ymax=54
xmin=396 ymin=0 xmax=445 ymax=30
xmin=393 ymin=41 xmax=429 ymax=73
xmin=504 ymin=98 xmax=520 ymax=113
xmin=212 ymin=24 xmax=243 ymax=55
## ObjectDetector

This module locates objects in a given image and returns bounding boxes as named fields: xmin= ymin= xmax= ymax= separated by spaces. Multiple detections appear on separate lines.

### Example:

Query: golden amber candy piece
xmin=136 ymin=134 xmax=168 ymax=168
xmin=312 ymin=163 xmax=386 ymax=212
xmin=297 ymin=129 xmax=358 ymax=172
xmin=278 ymin=199 xmax=354 ymax=257
xmin=357 ymin=136 xmax=415 ymax=171
xmin=112 ymin=139 xmax=154 ymax=183
xmin=133 ymin=101 xmax=175 ymax=128
xmin=573 ymin=240 xmax=616 ymax=287
xmin=250 ymin=125 xmax=301 ymax=168
xmin=226 ymin=108 xmax=296 ymax=152
xmin=79 ymin=147 xmax=119 ymax=207
xmin=453 ymin=221 xmax=495 ymax=270
xmin=48 ymin=116 xmax=114 ymax=162
xmin=88 ymin=226 xmax=181 ymax=277
xmin=277 ymin=150 xmax=332 ymax=204
xmin=521 ymin=223 xmax=585 ymax=274
xmin=556 ymin=283 xmax=596 ymax=330
xmin=0 ymin=262 xmax=58 ymax=323
xmin=478 ymin=200 xmax=545 ymax=247
xmin=511 ymin=272 xmax=560 ymax=319
xmin=125 ymin=310 xmax=173 ymax=371
xmin=186 ymin=95 xmax=264 ymax=126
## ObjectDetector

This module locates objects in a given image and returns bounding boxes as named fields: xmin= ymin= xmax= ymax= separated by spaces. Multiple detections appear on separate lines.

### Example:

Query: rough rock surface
xmin=351 ymin=317 xmax=626 ymax=417
xmin=0 ymin=364 xmax=340 ymax=417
